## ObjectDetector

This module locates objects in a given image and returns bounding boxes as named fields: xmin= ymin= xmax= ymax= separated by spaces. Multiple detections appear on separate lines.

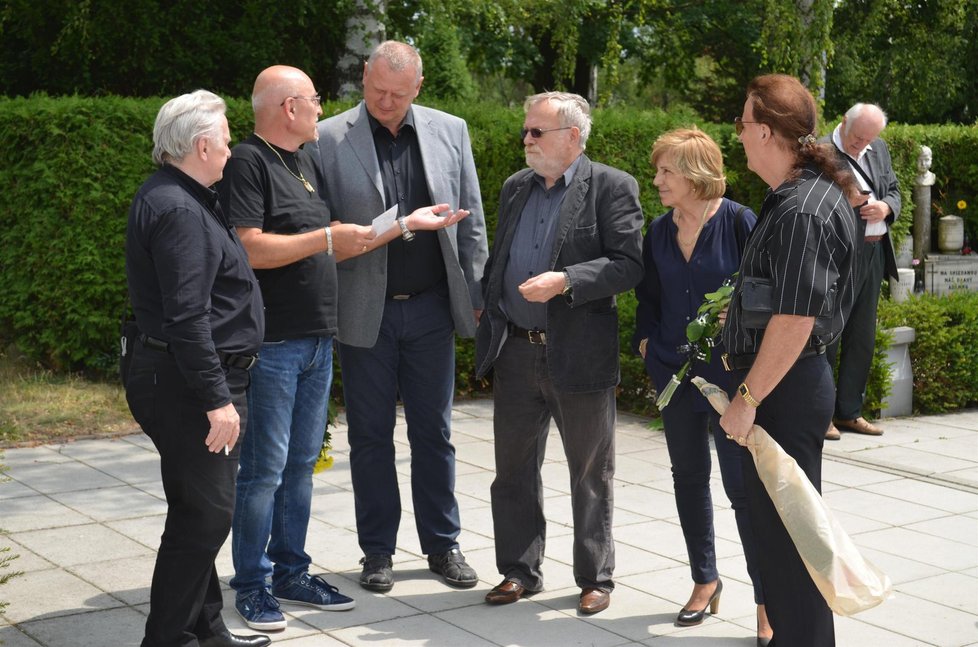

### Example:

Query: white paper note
xmin=371 ymin=205 xmax=399 ymax=236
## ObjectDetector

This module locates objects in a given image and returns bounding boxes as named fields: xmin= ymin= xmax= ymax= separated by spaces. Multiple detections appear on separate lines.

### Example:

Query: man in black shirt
xmin=125 ymin=90 xmax=267 ymax=647
xmin=314 ymin=40 xmax=488 ymax=593
xmin=219 ymin=65 xmax=468 ymax=631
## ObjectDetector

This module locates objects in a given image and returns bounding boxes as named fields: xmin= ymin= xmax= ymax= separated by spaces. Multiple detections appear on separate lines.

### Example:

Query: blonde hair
xmin=650 ymin=127 xmax=726 ymax=200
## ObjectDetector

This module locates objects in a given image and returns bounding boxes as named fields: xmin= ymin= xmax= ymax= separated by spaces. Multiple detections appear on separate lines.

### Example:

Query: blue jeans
xmin=230 ymin=336 xmax=333 ymax=595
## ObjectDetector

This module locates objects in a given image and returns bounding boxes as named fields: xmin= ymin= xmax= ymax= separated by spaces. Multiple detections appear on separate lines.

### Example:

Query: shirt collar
xmin=366 ymin=105 xmax=416 ymax=135
xmin=534 ymin=153 xmax=583 ymax=189
xmin=162 ymin=163 xmax=219 ymax=208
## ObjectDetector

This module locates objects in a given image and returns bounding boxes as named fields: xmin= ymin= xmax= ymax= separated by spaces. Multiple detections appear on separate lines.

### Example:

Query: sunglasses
xmin=520 ymin=126 xmax=573 ymax=139
xmin=733 ymin=116 xmax=761 ymax=136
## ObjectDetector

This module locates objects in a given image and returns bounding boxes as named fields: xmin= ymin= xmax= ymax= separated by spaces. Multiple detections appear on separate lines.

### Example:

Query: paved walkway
xmin=1 ymin=400 xmax=976 ymax=646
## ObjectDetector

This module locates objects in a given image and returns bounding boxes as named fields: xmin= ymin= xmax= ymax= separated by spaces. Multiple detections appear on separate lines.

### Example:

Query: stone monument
xmin=913 ymin=145 xmax=935 ymax=261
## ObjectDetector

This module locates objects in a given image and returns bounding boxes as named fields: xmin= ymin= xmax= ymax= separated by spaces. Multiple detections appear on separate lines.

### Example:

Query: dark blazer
xmin=474 ymin=154 xmax=644 ymax=392
xmin=820 ymin=133 xmax=902 ymax=280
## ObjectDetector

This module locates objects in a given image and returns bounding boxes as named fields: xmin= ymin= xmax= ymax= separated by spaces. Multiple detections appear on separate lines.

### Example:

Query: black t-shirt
xmin=218 ymin=134 xmax=337 ymax=341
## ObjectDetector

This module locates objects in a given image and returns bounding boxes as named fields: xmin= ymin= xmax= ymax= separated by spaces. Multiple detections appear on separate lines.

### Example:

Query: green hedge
xmin=1 ymin=95 xmax=976 ymax=416
xmin=879 ymin=291 xmax=978 ymax=413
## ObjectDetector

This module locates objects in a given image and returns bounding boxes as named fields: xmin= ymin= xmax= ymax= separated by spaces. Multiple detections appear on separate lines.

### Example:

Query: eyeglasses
xmin=520 ymin=126 xmax=573 ymax=140
xmin=733 ymin=116 xmax=760 ymax=136
xmin=281 ymin=94 xmax=322 ymax=107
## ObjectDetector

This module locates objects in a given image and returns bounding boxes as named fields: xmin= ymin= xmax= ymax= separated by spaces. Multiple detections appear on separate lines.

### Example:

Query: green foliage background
xmin=1 ymin=96 xmax=976 ymax=416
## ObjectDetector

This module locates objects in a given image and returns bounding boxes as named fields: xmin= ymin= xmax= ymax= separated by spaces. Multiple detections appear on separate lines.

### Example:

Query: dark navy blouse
xmin=633 ymin=198 xmax=756 ymax=410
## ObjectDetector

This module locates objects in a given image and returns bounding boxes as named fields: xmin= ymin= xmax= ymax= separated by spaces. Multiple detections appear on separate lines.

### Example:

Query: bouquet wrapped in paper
xmin=692 ymin=377 xmax=893 ymax=615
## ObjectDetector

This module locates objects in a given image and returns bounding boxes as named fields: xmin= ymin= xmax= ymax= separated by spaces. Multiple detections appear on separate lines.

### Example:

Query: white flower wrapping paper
xmin=692 ymin=376 xmax=893 ymax=615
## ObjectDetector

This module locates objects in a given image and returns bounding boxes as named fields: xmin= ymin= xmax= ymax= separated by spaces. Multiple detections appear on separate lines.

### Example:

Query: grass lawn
xmin=0 ymin=350 xmax=135 ymax=448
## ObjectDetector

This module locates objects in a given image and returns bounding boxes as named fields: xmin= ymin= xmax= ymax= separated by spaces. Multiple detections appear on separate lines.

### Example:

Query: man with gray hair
xmin=125 ymin=90 xmax=268 ymax=647
xmin=314 ymin=40 xmax=487 ymax=594
xmin=474 ymin=92 xmax=644 ymax=614
xmin=820 ymin=103 xmax=901 ymax=439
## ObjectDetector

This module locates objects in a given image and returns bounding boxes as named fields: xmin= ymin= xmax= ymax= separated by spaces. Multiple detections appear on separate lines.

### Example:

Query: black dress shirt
xmin=368 ymin=110 xmax=446 ymax=296
xmin=126 ymin=164 xmax=264 ymax=408
xmin=723 ymin=166 xmax=857 ymax=356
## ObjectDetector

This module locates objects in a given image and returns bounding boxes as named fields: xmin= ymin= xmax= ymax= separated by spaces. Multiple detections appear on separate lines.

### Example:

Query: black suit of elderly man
xmin=475 ymin=91 xmax=644 ymax=616
xmin=820 ymin=103 xmax=901 ymax=440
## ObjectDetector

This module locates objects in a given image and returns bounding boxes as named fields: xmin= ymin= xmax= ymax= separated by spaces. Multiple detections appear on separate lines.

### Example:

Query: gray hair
xmin=152 ymin=90 xmax=226 ymax=166
xmin=843 ymin=103 xmax=888 ymax=136
xmin=524 ymin=92 xmax=592 ymax=149
xmin=368 ymin=40 xmax=423 ymax=82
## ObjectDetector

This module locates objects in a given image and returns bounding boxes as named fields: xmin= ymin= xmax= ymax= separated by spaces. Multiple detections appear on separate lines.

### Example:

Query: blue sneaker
xmin=235 ymin=588 xmax=287 ymax=631
xmin=273 ymin=572 xmax=356 ymax=611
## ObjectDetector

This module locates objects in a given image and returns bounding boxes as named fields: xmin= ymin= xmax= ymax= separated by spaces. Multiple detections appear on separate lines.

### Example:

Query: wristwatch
xmin=397 ymin=217 xmax=415 ymax=242
xmin=738 ymin=382 xmax=761 ymax=408
xmin=561 ymin=271 xmax=572 ymax=296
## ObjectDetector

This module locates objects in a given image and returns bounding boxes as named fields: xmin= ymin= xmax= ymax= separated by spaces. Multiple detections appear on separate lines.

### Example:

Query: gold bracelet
xmin=738 ymin=382 xmax=761 ymax=407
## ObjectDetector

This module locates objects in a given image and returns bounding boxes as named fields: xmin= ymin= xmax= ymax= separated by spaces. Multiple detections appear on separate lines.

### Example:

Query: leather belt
xmin=139 ymin=334 xmax=258 ymax=370
xmin=507 ymin=322 xmax=547 ymax=345
xmin=722 ymin=345 xmax=826 ymax=371
xmin=864 ymin=235 xmax=884 ymax=243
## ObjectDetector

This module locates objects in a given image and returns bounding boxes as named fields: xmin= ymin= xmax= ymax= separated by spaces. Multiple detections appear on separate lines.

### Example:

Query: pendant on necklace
xmin=303 ymin=179 xmax=315 ymax=193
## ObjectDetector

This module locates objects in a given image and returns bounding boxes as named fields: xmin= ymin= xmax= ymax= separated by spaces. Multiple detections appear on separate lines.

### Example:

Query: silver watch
xmin=397 ymin=217 xmax=415 ymax=242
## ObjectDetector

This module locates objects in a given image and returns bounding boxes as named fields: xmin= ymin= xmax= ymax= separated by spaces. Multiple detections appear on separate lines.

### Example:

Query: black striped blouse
xmin=722 ymin=166 xmax=858 ymax=357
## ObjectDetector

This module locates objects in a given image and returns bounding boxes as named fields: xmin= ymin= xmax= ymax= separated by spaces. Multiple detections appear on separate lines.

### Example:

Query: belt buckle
xmin=528 ymin=329 xmax=546 ymax=345
xmin=721 ymin=353 xmax=732 ymax=371
xmin=392 ymin=294 xmax=411 ymax=300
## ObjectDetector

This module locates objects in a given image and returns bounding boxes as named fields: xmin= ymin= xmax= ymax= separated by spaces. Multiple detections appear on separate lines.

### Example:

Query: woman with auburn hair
xmin=720 ymin=74 xmax=859 ymax=647
xmin=633 ymin=127 xmax=770 ymax=644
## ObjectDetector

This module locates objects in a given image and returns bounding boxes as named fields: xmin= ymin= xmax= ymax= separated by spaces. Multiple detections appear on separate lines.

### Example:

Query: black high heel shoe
xmin=676 ymin=578 xmax=722 ymax=626
xmin=757 ymin=638 xmax=771 ymax=647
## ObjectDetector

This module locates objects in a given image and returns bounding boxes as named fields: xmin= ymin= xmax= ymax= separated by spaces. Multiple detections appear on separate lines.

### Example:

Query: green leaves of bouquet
xmin=655 ymin=276 xmax=737 ymax=410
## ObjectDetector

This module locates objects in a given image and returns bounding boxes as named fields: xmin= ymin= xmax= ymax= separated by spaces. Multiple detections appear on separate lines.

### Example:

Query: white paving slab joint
xmin=0 ymin=403 xmax=975 ymax=647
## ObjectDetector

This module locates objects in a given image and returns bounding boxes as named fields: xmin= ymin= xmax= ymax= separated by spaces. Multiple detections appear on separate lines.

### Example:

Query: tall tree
xmin=333 ymin=0 xmax=387 ymax=99
xmin=827 ymin=0 xmax=976 ymax=123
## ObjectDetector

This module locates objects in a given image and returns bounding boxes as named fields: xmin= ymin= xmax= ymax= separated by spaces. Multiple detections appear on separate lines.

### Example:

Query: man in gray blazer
xmin=474 ymin=92 xmax=644 ymax=615
xmin=313 ymin=40 xmax=488 ymax=593
xmin=821 ymin=103 xmax=901 ymax=440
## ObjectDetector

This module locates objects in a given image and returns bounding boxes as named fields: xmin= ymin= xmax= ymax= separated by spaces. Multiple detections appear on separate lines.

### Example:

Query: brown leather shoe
xmin=578 ymin=587 xmax=610 ymax=615
xmin=485 ymin=579 xmax=527 ymax=605
xmin=825 ymin=423 xmax=841 ymax=441
xmin=833 ymin=417 xmax=883 ymax=436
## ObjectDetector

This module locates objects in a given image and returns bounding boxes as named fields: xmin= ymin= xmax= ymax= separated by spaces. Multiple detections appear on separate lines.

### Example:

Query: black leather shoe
xmin=428 ymin=548 xmax=478 ymax=588
xmin=359 ymin=554 xmax=394 ymax=592
xmin=676 ymin=578 xmax=722 ymax=626
xmin=199 ymin=633 xmax=271 ymax=647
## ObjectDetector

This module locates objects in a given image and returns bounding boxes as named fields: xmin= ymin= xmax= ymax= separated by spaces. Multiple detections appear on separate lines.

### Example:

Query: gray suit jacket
xmin=474 ymin=155 xmax=644 ymax=392
xmin=312 ymin=103 xmax=488 ymax=347
xmin=820 ymin=134 xmax=902 ymax=280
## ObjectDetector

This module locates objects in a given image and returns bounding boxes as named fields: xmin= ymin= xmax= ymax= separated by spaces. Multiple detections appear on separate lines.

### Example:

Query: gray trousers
xmin=489 ymin=336 xmax=616 ymax=593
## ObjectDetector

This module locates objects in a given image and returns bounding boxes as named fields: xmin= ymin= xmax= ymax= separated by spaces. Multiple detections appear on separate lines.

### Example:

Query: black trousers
xmin=126 ymin=343 xmax=249 ymax=647
xmin=731 ymin=354 xmax=835 ymax=647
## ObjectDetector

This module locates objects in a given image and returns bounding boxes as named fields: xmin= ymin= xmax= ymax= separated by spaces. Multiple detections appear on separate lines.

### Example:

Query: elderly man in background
xmin=314 ymin=41 xmax=487 ymax=594
xmin=474 ymin=91 xmax=644 ymax=615
xmin=821 ymin=103 xmax=901 ymax=440
xmin=219 ymin=65 xmax=463 ymax=631
xmin=125 ymin=90 xmax=268 ymax=647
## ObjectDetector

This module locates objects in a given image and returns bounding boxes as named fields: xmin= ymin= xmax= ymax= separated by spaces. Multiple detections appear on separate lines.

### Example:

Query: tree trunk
xmin=333 ymin=0 xmax=386 ymax=99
